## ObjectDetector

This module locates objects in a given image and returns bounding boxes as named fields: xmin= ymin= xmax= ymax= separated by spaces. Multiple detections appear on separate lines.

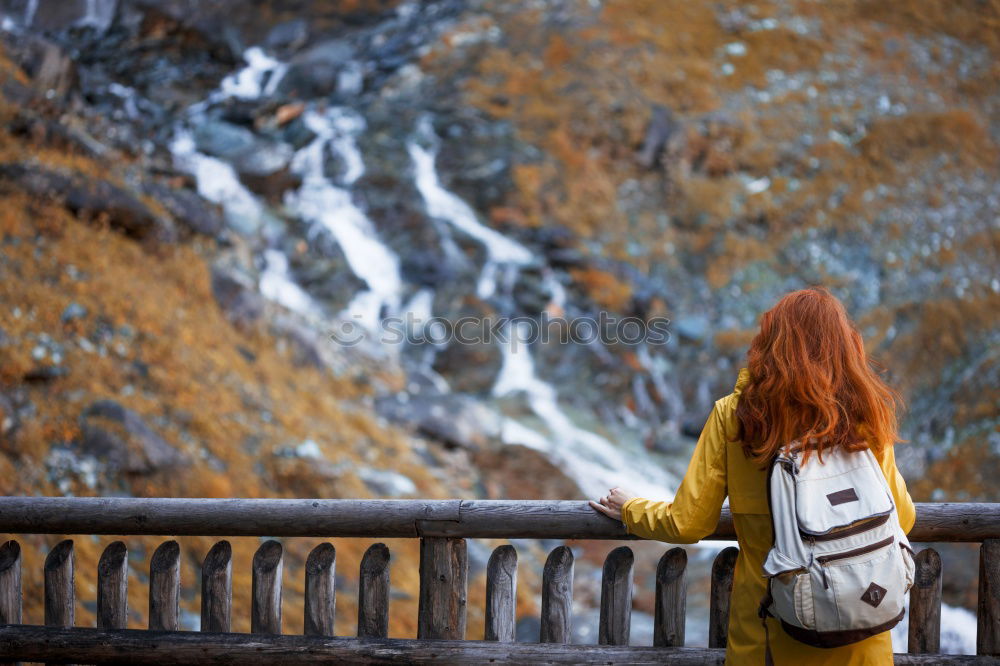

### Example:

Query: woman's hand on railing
xmin=590 ymin=487 xmax=638 ymax=522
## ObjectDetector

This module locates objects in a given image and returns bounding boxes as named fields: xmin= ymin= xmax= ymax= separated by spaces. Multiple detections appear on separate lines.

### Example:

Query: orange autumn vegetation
xmin=445 ymin=0 xmax=999 ymax=305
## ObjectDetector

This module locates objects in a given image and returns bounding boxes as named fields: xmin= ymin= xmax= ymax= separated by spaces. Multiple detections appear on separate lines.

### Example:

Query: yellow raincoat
xmin=622 ymin=368 xmax=915 ymax=665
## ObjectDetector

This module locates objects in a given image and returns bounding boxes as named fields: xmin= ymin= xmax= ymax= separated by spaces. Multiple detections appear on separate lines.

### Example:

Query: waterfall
xmin=169 ymin=131 xmax=265 ymax=235
xmin=407 ymin=128 xmax=532 ymax=299
xmin=286 ymin=108 xmax=403 ymax=332
xmin=494 ymin=322 xmax=677 ymax=500
xmin=259 ymin=250 xmax=323 ymax=318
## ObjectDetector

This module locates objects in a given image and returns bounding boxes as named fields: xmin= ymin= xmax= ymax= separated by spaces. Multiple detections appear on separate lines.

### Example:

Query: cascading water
xmin=173 ymin=45 xmax=684 ymax=501
xmin=285 ymin=108 xmax=403 ymax=332
xmin=493 ymin=322 xmax=677 ymax=500
xmin=407 ymin=120 xmax=532 ymax=299
xmin=169 ymin=131 xmax=267 ymax=238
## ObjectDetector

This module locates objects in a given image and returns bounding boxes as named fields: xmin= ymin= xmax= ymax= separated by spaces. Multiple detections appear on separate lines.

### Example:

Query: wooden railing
xmin=0 ymin=498 xmax=997 ymax=664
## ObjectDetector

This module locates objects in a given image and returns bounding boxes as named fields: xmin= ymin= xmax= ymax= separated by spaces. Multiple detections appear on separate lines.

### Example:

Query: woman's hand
xmin=589 ymin=487 xmax=638 ymax=521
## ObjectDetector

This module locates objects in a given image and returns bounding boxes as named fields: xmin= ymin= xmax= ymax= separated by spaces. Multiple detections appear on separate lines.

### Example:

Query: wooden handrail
xmin=0 ymin=498 xmax=997 ymax=541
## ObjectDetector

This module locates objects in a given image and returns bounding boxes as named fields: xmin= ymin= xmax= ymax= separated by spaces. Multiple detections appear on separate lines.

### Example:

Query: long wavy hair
xmin=735 ymin=287 xmax=901 ymax=466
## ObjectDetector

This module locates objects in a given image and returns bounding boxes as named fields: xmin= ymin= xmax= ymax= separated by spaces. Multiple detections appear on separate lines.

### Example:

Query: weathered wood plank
xmin=909 ymin=548 xmax=941 ymax=654
xmin=654 ymin=547 xmax=686 ymax=647
xmin=540 ymin=545 xmax=574 ymax=644
xmin=417 ymin=537 xmax=467 ymax=640
xmin=0 ymin=626 xmax=995 ymax=665
xmin=484 ymin=545 xmax=517 ymax=642
xmin=44 ymin=539 xmax=74 ymax=628
xmin=599 ymin=546 xmax=634 ymax=646
xmin=304 ymin=543 xmax=335 ymax=637
xmin=149 ymin=540 xmax=180 ymax=631
xmin=96 ymin=541 xmax=128 ymax=630
xmin=357 ymin=543 xmax=390 ymax=639
xmin=0 ymin=540 xmax=21 ymax=666
xmin=708 ymin=547 xmax=738 ymax=649
xmin=0 ymin=498 xmax=993 ymax=542
xmin=252 ymin=540 xmax=283 ymax=635
xmin=979 ymin=539 xmax=1000 ymax=656
xmin=0 ymin=540 xmax=21 ymax=624
xmin=200 ymin=541 xmax=232 ymax=633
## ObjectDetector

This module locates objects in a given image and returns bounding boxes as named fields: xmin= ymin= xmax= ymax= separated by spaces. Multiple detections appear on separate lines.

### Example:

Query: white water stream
xmin=285 ymin=108 xmax=403 ymax=332
xmin=493 ymin=322 xmax=677 ymax=501
xmin=408 ymin=122 xmax=532 ymax=299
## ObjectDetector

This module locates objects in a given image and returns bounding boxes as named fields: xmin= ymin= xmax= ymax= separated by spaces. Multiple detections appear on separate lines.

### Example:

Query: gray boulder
xmin=77 ymin=400 xmax=189 ymax=474
xmin=375 ymin=393 xmax=502 ymax=451
xmin=210 ymin=263 xmax=264 ymax=328
xmin=277 ymin=39 xmax=354 ymax=98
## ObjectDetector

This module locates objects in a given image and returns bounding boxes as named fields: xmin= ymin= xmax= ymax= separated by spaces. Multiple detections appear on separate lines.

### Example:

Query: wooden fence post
xmin=978 ymin=538 xmax=1000 ymax=655
xmin=252 ymin=540 xmax=283 ymax=635
xmin=44 ymin=539 xmax=74 ymax=628
xmin=304 ymin=543 xmax=335 ymax=637
xmin=654 ymin=547 xmax=687 ymax=647
xmin=417 ymin=537 xmax=467 ymax=640
xmin=0 ymin=540 xmax=21 ymax=666
xmin=908 ymin=548 xmax=941 ymax=654
xmin=149 ymin=541 xmax=180 ymax=631
xmin=540 ymin=546 xmax=574 ymax=644
xmin=97 ymin=541 xmax=128 ymax=630
xmin=484 ymin=545 xmax=517 ymax=642
xmin=599 ymin=546 xmax=634 ymax=646
xmin=358 ymin=543 xmax=390 ymax=638
xmin=201 ymin=541 xmax=232 ymax=633
xmin=0 ymin=540 xmax=21 ymax=624
xmin=709 ymin=546 xmax=738 ymax=649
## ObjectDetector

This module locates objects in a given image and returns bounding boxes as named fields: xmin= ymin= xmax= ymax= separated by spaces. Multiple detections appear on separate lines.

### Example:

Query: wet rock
xmin=2 ymin=0 xmax=118 ymax=34
xmin=230 ymin=141 xmax=299 ymax=199
xmin=277 ymin=39 xmax=354 ymax=98
xmin=78 ymin=399 xmax=189 ymax=474
xmin=281 ymin=115 xmax=317 ymax=149
xmin=431 ymin=336 xmax=502 ymax=396
xmin=287 ymin=255 xmax=365 ymax=314
xmin=356 ymin=466 xmax=417 ymax=497
xmin=142 ymin=182 xmax=226 ymax=238
xmin=193 ymin=120 xmax=257 ymax=159
xmin=0 ymin=163 xmax=176 ymax=241
xmin=264 ymin=18 xmax=309 ymax=54
xmin=3 ymin=32 xmax=77 ymax=100
xmin=210 ymin=262 xmax=264 ymax=328
xmin=675 ymin=315 xmax=710 ymax=342
xmin=193 ymin=121 xmax=297 ymax=198
xmin=375 ymin=393 xmax=502 ymax=451
xmin=512 ymin=267 xmax=553 ymax=316
xmin=23 ymin=365 xmax=70 ymax=382
xmin=61 ymin=302 xmax=88 ymax=322
xmin=0 ymin=393 xmax=20 ymax=445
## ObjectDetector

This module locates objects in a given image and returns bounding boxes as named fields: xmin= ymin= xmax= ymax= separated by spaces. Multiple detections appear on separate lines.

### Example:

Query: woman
xmin=591 ymin=287 xmax=915 ymax=665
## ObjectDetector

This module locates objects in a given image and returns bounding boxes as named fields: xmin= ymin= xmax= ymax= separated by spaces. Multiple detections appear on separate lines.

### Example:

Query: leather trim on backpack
xmin=779 ymin=608 xmax=905 ymax=648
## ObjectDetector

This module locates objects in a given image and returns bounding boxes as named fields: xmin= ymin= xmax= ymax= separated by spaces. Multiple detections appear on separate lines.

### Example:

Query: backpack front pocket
xmin=821 ymin=536 xmax=907 ymax=630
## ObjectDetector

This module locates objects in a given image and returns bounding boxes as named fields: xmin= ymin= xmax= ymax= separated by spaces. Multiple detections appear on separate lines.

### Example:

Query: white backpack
xmin=760 ymin=445 xmax=915 ymax=654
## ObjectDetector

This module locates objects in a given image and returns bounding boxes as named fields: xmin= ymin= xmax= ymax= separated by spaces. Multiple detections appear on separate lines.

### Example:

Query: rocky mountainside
xmin=0 ymin=0 xmax=997 ymax=645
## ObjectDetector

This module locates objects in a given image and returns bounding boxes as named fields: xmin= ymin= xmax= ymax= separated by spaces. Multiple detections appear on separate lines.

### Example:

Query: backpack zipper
xmin=817 ymin=535 xmax=894 ymax=566
xmin=803 ymin=513 xmax=892 ymax=542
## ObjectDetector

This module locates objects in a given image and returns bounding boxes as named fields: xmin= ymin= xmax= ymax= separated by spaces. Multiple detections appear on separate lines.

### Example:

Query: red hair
xmin=735 ymin=287 xmax=902 ymax=466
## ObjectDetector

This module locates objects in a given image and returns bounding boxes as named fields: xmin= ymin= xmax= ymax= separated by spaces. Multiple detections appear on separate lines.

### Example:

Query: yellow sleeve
xmin=621 ymin=403 xmax=728 ymax=544
xmin=876 ymin=444 xmax=916 ymax=534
